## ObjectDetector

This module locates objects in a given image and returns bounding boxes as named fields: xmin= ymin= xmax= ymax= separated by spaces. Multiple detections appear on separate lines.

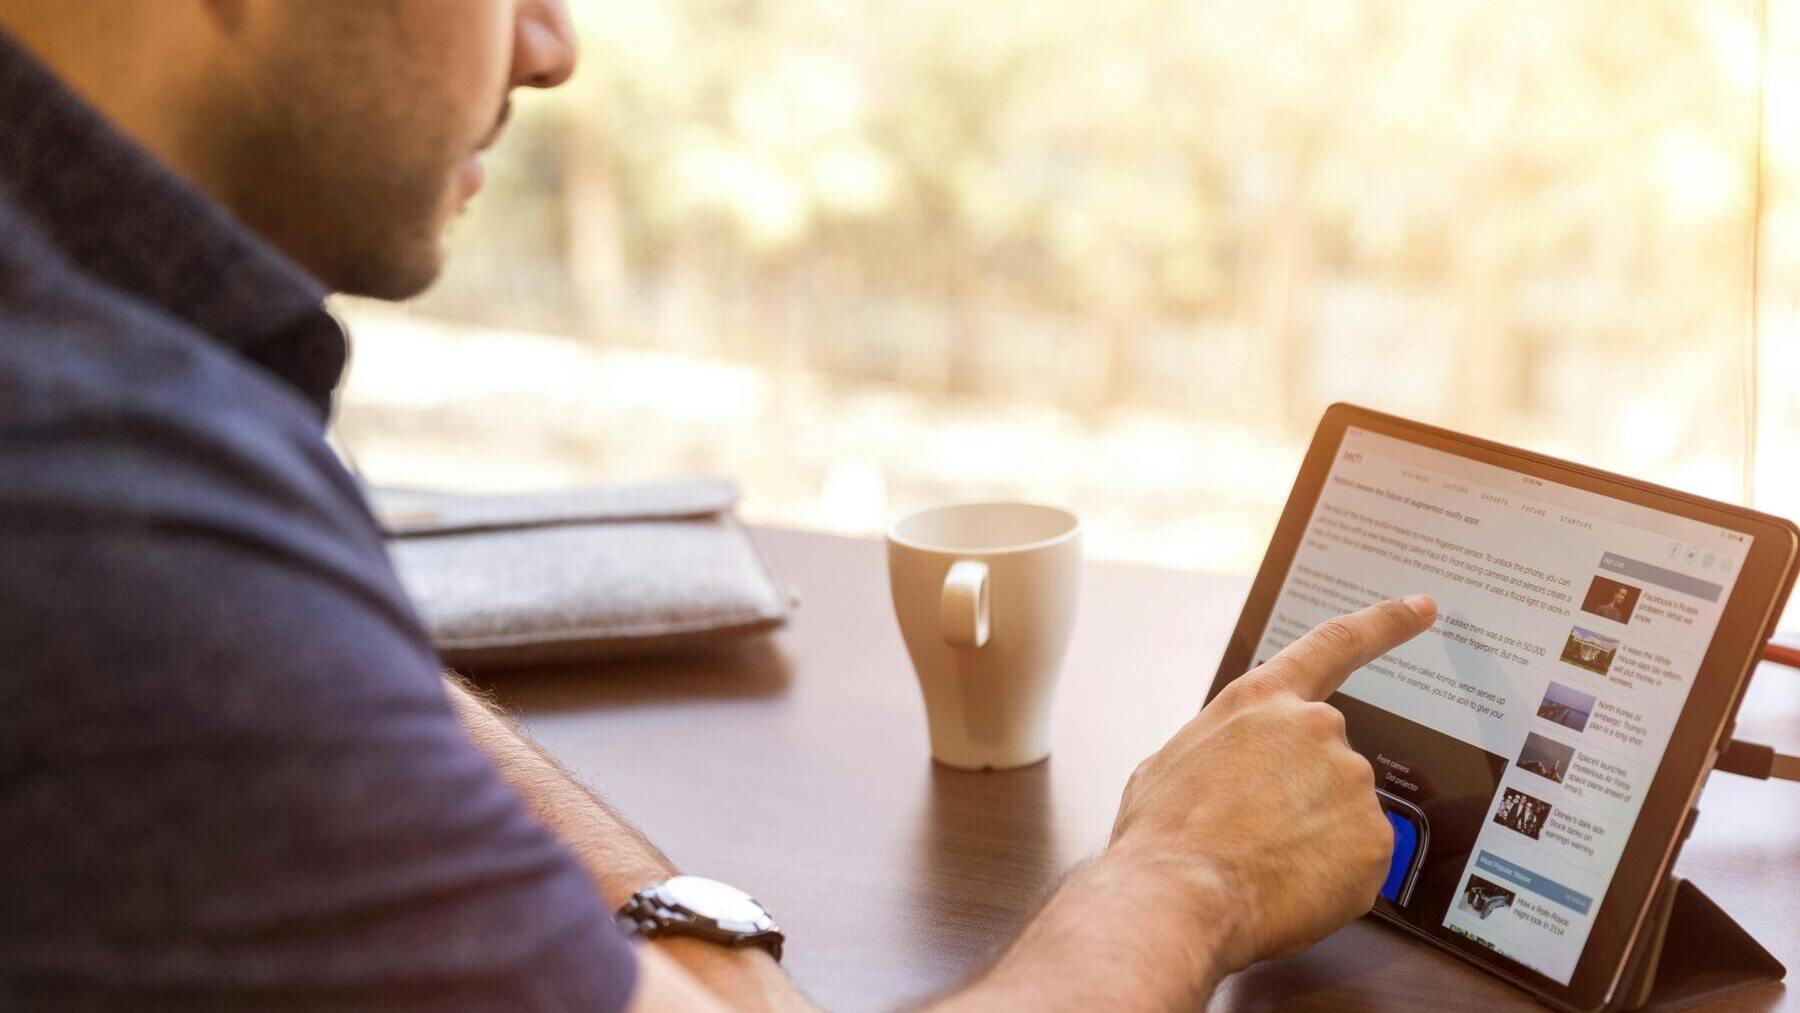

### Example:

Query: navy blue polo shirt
xmin=0 ymin=30 xmax=637 ymax=1011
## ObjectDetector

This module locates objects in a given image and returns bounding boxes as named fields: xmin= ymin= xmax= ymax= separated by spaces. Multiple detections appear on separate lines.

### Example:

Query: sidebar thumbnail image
xmin=1458 ymin=874 xmax=1517 ymax=921
xmin=1560 ymin=627 xmax=1620 ymax=677
xmin=1516 ymin=732 xmax=1576 ymax=785
xmin=1493 ymin=787 xmax=1552 ymax=840
xmin=1536 ymin=681 xmax=1597 ymax=734
xmin=1580 ymin=575 xmax=1642 ymax=624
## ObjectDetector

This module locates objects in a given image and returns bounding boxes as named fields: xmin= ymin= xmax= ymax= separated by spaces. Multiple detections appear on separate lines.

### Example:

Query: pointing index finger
xmin=1256 ymin=595 xmax=1437 ymax=702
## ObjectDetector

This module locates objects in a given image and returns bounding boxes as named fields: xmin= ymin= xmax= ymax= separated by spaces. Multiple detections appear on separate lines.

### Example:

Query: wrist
xmin=951 ymin=848 xmax=1240 ymax=1012
xmin=1098 ymin=834 xmax=1249 ymax=975
xmin=651 ymin=937 xmax=813 ymax=1013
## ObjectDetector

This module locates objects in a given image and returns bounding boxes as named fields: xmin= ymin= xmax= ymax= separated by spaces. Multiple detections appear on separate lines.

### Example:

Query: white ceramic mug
xmin=886 ymin=502 xmax=1082 ymax=770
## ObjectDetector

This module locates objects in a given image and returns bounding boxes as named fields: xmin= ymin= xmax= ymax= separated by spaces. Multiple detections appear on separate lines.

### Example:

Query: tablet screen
xmin=1251 ymin=425 xmax=1752 ymax=985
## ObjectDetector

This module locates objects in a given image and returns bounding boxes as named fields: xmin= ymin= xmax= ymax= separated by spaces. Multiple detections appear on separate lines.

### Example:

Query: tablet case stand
xmin=1609 ymin=875 xmax=1784 ymax=1011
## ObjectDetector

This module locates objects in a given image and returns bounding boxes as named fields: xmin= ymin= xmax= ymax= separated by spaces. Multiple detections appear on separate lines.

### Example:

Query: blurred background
xmin=332 ymin=0 xmax=1800 ymax=595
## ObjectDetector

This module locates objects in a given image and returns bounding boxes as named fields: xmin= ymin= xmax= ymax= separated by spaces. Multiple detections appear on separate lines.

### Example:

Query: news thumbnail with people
xmin=1493 ymin=787 xmax=1552 ymax=840
xmin=1579 ymin=575 xmax=1642 ymax=625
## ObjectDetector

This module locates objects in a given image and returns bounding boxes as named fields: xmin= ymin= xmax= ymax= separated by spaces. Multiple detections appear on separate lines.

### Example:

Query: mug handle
xmin=941 ymin=560 xmax=991 ymax=649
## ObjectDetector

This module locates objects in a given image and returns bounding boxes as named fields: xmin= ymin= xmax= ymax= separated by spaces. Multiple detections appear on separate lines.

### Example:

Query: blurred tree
xmin=410 ymin=0 xmax=1758 ymax=465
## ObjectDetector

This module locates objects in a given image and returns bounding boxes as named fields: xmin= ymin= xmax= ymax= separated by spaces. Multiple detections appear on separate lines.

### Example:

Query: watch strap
xmin=614 ymin=884 xmax=785 ymax=962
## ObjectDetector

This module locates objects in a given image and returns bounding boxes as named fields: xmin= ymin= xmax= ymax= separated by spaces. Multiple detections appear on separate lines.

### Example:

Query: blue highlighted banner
xmin=1476 ymin=851 xmax=1593 ymax=915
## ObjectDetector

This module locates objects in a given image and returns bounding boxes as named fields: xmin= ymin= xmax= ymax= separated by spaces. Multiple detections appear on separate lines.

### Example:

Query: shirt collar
xmin=0 ymin=30 xmax=347 ymax=419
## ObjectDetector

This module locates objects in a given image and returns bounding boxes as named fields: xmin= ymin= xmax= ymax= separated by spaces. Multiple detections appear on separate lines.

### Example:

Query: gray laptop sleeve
xmin=368 ymin=479 xmax=791 ymax=669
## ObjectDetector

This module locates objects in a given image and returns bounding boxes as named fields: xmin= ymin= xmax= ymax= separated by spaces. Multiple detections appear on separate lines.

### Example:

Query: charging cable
xmin=1763 ymin=641 xmax=1800 ymax=669
xmin=1716 ymin=640 xmax=1800 ymax=782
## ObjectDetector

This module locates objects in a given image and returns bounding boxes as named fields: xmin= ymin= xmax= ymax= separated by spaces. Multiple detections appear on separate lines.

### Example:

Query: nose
xmin=513 ymin=0 xmax=579 ymax=90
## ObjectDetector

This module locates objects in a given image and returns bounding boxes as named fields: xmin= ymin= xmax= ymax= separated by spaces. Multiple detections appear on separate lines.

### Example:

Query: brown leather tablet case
xmin=369 ymin=479 xmax=791 ymax=669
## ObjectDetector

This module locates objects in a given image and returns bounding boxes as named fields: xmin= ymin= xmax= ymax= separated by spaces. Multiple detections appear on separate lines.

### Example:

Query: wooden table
xmin=489 ymin=528 xmax=1800 ymax=1011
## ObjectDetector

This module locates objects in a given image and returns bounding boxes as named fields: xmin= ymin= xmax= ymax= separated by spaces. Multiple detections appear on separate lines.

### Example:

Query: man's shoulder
xmin=0 ymin=194 xmax=323 ymax=427
xmin=0 ymin=190 xmax=376 ymax=547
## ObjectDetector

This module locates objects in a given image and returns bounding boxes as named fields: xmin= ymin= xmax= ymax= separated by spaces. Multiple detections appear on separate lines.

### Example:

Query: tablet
xmin=1205 ymin=404 xmax=1799 ymax=1012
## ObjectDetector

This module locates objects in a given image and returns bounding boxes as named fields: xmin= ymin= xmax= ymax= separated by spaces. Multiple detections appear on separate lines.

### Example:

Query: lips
xmin=457 ymin=100 xmax=510 ymax=203
xmin=475 ymin=100 xmax=513 ymax=153
xmin=459 ymin=153 xmax=487 ymax=202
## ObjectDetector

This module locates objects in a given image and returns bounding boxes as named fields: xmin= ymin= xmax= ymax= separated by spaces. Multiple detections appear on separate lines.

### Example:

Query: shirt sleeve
xmin=0 ymin=396 xmax=638 ymax=1011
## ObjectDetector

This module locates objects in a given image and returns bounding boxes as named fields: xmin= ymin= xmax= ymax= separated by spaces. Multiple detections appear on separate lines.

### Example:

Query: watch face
xmin=657 ymin=875 xmax=770 ymax=930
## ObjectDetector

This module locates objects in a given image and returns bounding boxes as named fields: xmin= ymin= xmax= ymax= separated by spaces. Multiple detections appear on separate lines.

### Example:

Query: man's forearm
xmin=927 ymin=848 xmax=1239 ymax=1013
xmin=444 ymin=676 xmax=813 ymax=1012
xmin=445 ymin=677 xmax=1237 ymax=1011
xmin=445 ymin=675 xmax=675 ymax=906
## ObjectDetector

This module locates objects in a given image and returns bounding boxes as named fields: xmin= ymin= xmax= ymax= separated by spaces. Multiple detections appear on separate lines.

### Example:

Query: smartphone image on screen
xmin=1377 ymin=789 xmax=1430 ymax=907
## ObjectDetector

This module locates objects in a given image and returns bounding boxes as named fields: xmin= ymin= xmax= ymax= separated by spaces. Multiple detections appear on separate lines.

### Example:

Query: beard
xmin=216 ymin=93 xmax=463 ymax=299
xmin=201 ymin=8 xmax=503 ymax=299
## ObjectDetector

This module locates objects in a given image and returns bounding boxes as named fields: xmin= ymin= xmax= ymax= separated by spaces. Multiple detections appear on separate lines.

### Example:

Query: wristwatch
xmin=615 ymin=875 xmax=785 ymax=962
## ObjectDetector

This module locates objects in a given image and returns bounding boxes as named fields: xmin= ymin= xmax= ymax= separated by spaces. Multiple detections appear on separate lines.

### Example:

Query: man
xmin=1595 ymin=586 xmax=1633 ymax=623
xmin=0 ymin=3 xmax=1436 ymax=1010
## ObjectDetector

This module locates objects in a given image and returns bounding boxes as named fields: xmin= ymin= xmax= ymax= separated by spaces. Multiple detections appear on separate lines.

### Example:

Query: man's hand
xmin=935 ymin=596 xmax=1438 ymax=1012
xmin=1107 ymin=594 xmax=1438 ymax=972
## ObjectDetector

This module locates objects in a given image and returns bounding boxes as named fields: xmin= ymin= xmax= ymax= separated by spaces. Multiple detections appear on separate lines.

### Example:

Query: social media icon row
xmin=1667 ymin=542 xmax=1732 ymax=573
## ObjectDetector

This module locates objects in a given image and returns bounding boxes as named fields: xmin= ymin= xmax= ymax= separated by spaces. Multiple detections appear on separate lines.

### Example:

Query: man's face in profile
xmin=218 ymin=0 xmax=576 ymax=299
